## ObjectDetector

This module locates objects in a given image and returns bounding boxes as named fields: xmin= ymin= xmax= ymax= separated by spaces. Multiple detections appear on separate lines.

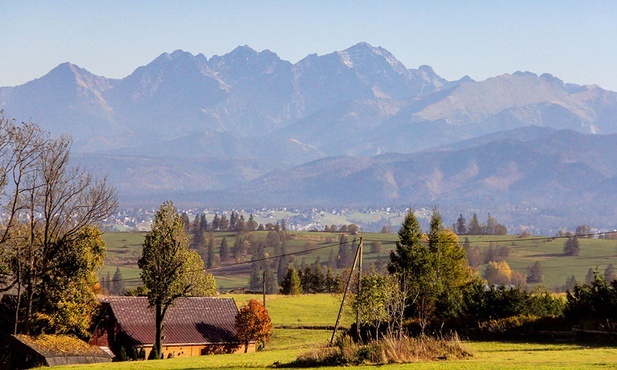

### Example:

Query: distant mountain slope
xmin=245 ymin=130 xmax=617 ymax=211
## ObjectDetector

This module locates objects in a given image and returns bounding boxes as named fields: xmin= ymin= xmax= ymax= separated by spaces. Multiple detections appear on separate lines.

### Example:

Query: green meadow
xmin=101 ymin=231 xmax=617 ymax=292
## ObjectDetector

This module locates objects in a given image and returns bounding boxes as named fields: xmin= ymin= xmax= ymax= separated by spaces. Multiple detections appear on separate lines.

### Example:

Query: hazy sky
xmin=2 ymin=1 xmax=616 ymax=90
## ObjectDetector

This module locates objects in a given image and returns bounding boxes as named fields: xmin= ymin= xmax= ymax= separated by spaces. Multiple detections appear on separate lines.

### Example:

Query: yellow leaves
xmin=485 ymin=261 xmax=513 ymax=285
xmin=235 ymin=299 xmax=273 ymax=345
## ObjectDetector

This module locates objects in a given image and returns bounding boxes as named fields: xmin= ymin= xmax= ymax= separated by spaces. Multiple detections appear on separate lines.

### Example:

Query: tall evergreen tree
xmin=247 ymin=214 xmax=258 ymax=231
xmin=180 ymin=212 xmax=191 ymax=232
xmin=468 ymin=213 xmax=482 ymax=235
xmin=104 ymin=271 xmax=112 ymax=293
xmin=456 ymin=214 xmax=467 ymax=235
xmin=229 ymin=211 xmax=237 ymax=231
xmin=337 ymin=234 xmax=349 ymax=268
xmin=212 ymin=214 xmax=220 ymax=231
xmin=219 ymin=237 xmax=229 ymax=262
xmin=281 ymin=267 xmax=302 ymax=295
xmin=328 ymin=248 xmax=337 ymax=270
xmin=220 ymin=214 xmax=229 ymax=231
xmin=585 ymin=267 xmax=595 ymax=284
xmin=564 ymin=236 xmax=580 ymax=256
xmin=605 ymin=264 xmax=617 ymax=282
xmin=485 ymin=213 xmax=497 ymax=235
xmin=276 ymin=243 xmax=289 ymax=286
xmin=111 ymin=267 xmax=125 ymax=295
xmin=527 ymin=260 xmax=543 ymax=283
xmin=199 ymin=214 xmax=208 ymax=232
xmin=265 ymin=265 xmax=278 ymax=294
xmin=206 ymin=238 xmax=215 ymax=269
xmin=232 ymin=235 xmax=245 ymax=260
xmin=249 ymin=244 xmax=266 ymax=290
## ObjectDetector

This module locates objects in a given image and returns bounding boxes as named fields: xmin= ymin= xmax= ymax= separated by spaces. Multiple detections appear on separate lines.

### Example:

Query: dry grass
xmin=289 ymin=333 xmax=472 ymax=367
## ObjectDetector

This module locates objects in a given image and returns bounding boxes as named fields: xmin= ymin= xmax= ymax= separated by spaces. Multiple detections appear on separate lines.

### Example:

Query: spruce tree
xmin=112 ymin=267 xmax=125 ymax=295
xmin=281 ymin=267 xmax=302 ymax=295
xmin=605 ymin=264 xmax=616 ymax=282
xmin=456 ymin=214 xmax=467 ymax=235
xmin=206 ymin=238 xmax=214 ymax=269
xmin=219 ymin=237 xmax=229 ymax=262
xmin=563 ymin=236 xmax=580 ymax=256
xmin=336 ymin=234 xmax=349 ymax=268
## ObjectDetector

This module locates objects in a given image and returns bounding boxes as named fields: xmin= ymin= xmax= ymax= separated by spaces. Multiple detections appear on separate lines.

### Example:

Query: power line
xmin=102 ymin=238 xmax=346 ymax=284
xmin=103 ymin=231 xmax=617 ymax=285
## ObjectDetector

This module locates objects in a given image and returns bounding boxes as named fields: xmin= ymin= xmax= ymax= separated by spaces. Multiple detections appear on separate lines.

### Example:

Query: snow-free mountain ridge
xmin=2 ymin=43 xmax=617 ymax=230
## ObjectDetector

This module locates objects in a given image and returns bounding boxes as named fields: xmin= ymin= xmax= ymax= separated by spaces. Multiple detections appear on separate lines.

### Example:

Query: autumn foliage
xmin=235 ymin=299 xmax=272 ymax=352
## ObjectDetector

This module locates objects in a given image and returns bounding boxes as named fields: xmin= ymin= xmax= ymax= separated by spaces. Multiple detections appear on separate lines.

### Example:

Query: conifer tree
xmin=111 ymin=267 xmax=125 ymax=295
xmin=199 ymin=214 xmax=208 ymax=232
xmin=212 ymin=214 xmax=220 ymax=231
xmin=247 ymin=214 xmax=258 ymax=231
xmin=219 ymin=237 xmax=229 ymax=262
xmin=206 ymin=238 xmax=215 ymax=269
xmin=527 ymin=260 xmax=544 ymax=283
xmin=281 ymin=267 xmax=302 ymax=295
xmin=605 ymin=264 xmax=617 ymax=282
xmin=337 ymin=234 xmax=349 ymax=268
xmin=456 ymin=214 xmax=467 ymax=235
xmin=564 ymin=236 xmax=580 ymax=256
xmin=468 ymin=213 xmax=482 ymax=235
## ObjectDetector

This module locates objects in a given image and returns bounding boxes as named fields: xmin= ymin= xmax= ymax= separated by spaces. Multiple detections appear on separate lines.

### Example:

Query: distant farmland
xmin=101 ymin=231 xmax=617 ymax=292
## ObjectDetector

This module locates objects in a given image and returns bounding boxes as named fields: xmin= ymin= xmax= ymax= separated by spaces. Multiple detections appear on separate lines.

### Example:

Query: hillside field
xmin=100 ymin=231 xmax=617 ymax=292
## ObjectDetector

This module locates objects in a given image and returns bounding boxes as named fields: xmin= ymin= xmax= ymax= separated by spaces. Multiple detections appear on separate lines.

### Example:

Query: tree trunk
xmin=244 ymin=339 xmax=249 ymax=353
xmin=155 ymin=302 xmax=163 ymax=358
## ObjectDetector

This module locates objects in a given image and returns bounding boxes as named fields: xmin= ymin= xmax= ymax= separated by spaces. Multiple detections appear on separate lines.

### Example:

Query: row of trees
xmin=185 ymin=211 xmax=286 ymax=236
xmin=0 ymin=112 xmax=117 ymax=338
xmin=454 ymin=213 xmax=507 ymax=235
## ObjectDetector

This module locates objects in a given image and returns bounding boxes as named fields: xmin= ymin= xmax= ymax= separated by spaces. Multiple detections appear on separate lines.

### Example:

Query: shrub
xmin=565 ymin=275 xmax=617 ymax=331
xmin=147 ymin=345 xmax=159 ymax=360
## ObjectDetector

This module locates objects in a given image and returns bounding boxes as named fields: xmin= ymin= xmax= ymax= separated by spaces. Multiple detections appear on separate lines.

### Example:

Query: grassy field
xmin=59 ymin=326 xmax=617 ymax=369
xmin=101 ymin=231 xmax=617 ymax=292
xmin=228 ymin=293 xmax=351 ymax=328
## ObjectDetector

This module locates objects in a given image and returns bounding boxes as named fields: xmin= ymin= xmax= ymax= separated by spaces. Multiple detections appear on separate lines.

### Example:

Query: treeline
xmin=454 ymin=213 xmax=507 ymax=235
xmin=181 ymin=211 xmax=284 ymax=234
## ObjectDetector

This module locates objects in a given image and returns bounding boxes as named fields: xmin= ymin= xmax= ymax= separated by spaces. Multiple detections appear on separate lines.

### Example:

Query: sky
xmin=2 ymin=1 xmax=617 ymax=90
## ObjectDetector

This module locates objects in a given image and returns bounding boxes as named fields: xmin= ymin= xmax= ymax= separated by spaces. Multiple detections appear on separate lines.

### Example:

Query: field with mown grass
xmin=58 ymin=313 xmax=617 ymax=369
xmin=101 ymin=231 xmax=617 ymax=292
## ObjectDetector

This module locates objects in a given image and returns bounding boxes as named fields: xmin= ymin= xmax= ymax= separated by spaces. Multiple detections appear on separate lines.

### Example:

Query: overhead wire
xmin=102 ymin=231 xmax=617 ymax=285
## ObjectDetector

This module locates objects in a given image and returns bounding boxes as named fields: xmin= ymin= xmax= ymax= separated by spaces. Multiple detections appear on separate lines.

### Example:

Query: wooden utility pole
xmin=355 ymin=238 xmax=363 ymax=341
xmin=262 ymin=270 xmax=266 ymax=308
xmin=330 ymin=237 xmax=363 ymax=345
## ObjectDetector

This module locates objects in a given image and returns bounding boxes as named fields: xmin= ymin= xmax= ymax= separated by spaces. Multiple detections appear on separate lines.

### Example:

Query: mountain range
xmin=2 ymin=42 xmax=617 ymax=231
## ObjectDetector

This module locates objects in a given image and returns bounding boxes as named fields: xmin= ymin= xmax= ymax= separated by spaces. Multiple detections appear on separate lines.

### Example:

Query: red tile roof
xmin=100 ymin=297 xmax=240 ymax=346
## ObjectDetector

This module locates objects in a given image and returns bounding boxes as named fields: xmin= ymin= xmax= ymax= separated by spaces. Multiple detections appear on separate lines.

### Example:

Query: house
xmin=89 ymin=296 xmax=255 ymax=359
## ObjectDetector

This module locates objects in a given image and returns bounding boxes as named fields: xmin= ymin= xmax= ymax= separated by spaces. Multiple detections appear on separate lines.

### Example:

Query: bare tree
xmin=0 ymin=111 xmax=117 ymax=335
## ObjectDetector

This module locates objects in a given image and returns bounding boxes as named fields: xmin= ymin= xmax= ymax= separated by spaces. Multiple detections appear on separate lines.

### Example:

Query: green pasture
xmin=100 ymin=231 xmax=617 ymax=292
xmin=464 ymin=235 xmax=617 ymax=289
xmin=226 ymin=293 xmax=352 ymax=328
xmin=59 ymin=331 xmax=617 ymax=369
